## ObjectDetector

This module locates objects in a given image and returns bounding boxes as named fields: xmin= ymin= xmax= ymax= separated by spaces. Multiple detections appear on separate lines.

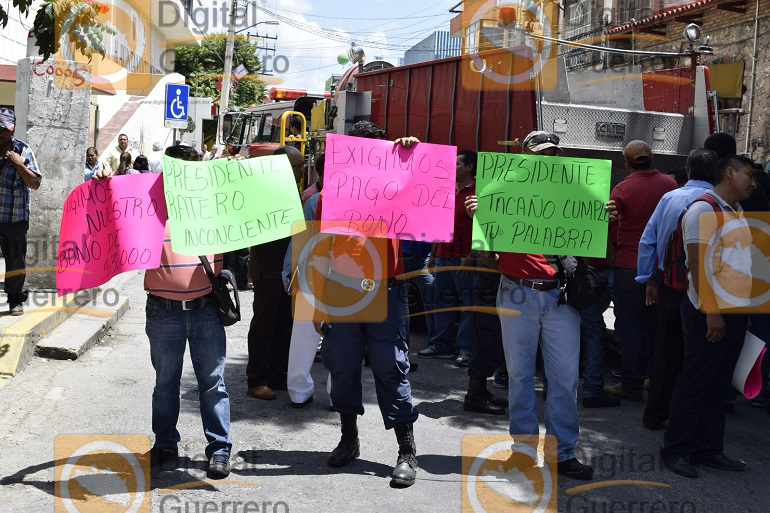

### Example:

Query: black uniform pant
xmin=0 ymin=221 xmax=29 ymax=305
xmin=662 ymin=299 xmax=746 ymax=460
xmin=644 ymin=281 xmax=685 ymax=426
xmin=246 ymin=276 xmax=293 ymax=389
xmin=467 ymin=271 xmax=504 ymax=380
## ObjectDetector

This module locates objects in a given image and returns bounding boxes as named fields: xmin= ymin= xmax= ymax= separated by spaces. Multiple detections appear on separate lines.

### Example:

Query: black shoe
xmin=391 ymin=453 xmax=418 ymax=487
xmin=661 ymin=450 xmax=698 ymax=478
xmin=391 ymin=423 xmax=418 ymax=487
xmin=328 ymin=413 xmax=360 ymax=467
xmin=149 ymin=447 xmax=178 ymax=472
xmin=643 ymin=419 xmax=666 ymax=430
xmin=582 ymin=392 xmax=621 ymax=408
xmin=291 ymin=396 xmax=314 ymax=409
xmin=604 ymin=383 xmax=643 ymax=402
xmin=328 ymin=439 xmax=360 ymax=467
xmin=464 ymin=394 xmax=506 ymax=415
xmin=697 ymin=453 xmax=747 ymax=471
xmin=557 ymin=458 xmax=593 ymax=480
xmin=207 ymin=453 xmax=231 ymax=479
xmin=464 ymin=377 xmax=506 ymax=415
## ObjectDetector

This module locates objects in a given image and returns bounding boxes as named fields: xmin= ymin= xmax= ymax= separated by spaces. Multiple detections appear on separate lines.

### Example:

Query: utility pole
xmin=216 ymin=0 xmax=238 ymax=151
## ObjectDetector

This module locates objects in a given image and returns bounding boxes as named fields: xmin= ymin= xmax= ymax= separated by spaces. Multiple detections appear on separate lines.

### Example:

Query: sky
xmin=194 ymin=0 xmax=460 ymax=91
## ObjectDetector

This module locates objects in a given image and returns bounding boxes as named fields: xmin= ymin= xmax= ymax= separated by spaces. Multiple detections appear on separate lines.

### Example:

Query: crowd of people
xmin=4 ymin=101 xmax=767 ymax=487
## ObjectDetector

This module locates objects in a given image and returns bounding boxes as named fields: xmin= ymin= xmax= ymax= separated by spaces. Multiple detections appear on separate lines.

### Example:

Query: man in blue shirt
xmin=0 ymin=108 xmax=42 ymax=316
xmin=636 ymin=148 xmax=717 ymax=430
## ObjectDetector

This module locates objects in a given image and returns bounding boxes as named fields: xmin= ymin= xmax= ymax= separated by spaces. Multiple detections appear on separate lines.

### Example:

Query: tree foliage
xmin=174 ymin=34 xmax=267 ymax=110
xmin=3 ymin=0 xmax=113 ymax=61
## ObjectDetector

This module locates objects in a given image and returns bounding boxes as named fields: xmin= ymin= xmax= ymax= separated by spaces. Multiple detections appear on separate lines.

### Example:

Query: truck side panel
xmin=356 ymin=51 xmax=537 ymax=153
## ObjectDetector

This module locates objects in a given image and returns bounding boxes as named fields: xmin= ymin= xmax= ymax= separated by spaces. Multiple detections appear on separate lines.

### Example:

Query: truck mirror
xmin=223 ymin=113 xmax=241 ymax=145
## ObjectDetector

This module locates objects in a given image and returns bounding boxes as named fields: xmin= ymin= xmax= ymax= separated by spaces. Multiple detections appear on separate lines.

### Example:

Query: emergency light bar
xmin=269 ymin=88 xmax=333 ymax=101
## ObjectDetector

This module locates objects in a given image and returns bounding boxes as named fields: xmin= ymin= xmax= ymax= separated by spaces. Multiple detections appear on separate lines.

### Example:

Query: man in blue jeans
xmin=469 ymin=131 xmax=618 ymax=480
xmin=142 ymin=145 xmax=232 ymax=479
xmin=419 ymin=150 xmax=478 ymax=366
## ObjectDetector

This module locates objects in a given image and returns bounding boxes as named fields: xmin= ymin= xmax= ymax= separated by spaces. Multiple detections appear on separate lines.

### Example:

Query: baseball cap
xmin=0 ymin=108 xmax=15 ymax=131
xmin=623 ymin=140 xmax=653 ymax=164
xmin=523 ymin=131 xmax=560 ymax=153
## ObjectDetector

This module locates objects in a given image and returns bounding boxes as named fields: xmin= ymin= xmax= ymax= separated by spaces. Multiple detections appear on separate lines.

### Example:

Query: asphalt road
xmin=0 ymin=276 xmax=768 ymax=513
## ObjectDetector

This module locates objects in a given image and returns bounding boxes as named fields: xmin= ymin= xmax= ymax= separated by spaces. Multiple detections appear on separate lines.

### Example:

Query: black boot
xmin=464 ymin=377 xmax=506 ymax=415
xmin=391 ymin=423 xmax=418 ymax=487
xmin=328 ymin=413 xmax=360 ymax=467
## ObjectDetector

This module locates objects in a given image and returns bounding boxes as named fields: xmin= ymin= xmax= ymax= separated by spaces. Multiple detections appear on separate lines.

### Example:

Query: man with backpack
xmin=661 ymin=155 xmax=755 ymax=478
xmin=637 ymin=149 xmax=717 ymax=430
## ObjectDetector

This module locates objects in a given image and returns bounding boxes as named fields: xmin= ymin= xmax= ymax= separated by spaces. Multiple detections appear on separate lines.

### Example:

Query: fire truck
xmin=223 ymin=41 xmax=717 ymax=186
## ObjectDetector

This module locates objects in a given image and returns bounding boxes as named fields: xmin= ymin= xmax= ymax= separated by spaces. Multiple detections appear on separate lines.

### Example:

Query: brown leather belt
xmin=502 ymin=273 xmax=561 ymax=291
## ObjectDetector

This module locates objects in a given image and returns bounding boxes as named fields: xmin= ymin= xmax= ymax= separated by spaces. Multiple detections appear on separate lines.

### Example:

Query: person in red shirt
xmin=606 ymin=141 xmax=677 ymax=402
xmin=418 ymin=150 xmax=477 ymax=365
xmin=311 ymin=121 xmax=420 ymax=488
xmin=467 ymin=131 xmax=618 ymax=480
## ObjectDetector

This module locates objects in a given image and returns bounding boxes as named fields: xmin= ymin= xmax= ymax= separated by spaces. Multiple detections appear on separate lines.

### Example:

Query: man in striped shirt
xmin=142 ymin=145 xmax=232 ymax=479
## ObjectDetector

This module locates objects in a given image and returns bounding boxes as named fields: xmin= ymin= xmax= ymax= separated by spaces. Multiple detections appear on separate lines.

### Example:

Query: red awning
xmin=607 ymin=0 xmax=730 ymax=34
xmin=0 ymin=64 xmax=16 ymax=83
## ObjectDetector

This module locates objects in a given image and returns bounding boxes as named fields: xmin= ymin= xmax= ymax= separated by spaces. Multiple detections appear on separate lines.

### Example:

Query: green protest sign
xmin=472 ymin=152 xmax=612 ymax=257
xmin=162 ymin=155 xmax=305 ymax=255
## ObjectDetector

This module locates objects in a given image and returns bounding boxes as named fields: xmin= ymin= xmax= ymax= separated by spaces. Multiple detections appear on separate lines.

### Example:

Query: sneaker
xmin=207 ymin=453 xmax=231 ymax=479
xmin=455 ymin=350 xmax=471 ymax=367
xmin=9 ymin=304 xmax=23 ymax=316
xmin=417 ymin=346 xmax=454 ymax=359
xmin=493 ymin=371 xmax=509 ymax=389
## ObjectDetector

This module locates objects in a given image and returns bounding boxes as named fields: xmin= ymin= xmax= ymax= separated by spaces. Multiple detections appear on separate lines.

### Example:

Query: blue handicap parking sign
xmin=165 ymin=84 xmax=189 ymax=128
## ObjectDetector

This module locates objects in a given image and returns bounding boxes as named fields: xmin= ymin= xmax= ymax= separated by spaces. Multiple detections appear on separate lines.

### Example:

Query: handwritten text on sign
xmin=321 ymin=134 xmax=457 ymax=241
xmin=162 ymin=155 xmax=305 ymax=255
xmin=472 ymin=153 xmax=612 ymax=257
xmin=56 ymin=174 xmax=168 ymax=296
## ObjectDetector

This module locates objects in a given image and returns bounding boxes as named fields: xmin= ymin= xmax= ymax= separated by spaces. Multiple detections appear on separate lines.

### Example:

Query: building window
xmin=466 ymin=21 xmax=479 ymax=53
xmin=567 ymin=1 xmax=590 ymax=40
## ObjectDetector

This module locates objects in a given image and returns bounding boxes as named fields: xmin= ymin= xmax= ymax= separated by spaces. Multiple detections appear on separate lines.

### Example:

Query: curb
xmin=36 ymin=296 xmax=131 ymax=360
xmin=0 ymin=288 xmax=99 ymax=377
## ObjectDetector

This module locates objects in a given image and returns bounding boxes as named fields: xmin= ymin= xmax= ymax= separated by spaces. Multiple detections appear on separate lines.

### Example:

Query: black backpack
xmin=554 ymin=257 xmax=610 ymax=311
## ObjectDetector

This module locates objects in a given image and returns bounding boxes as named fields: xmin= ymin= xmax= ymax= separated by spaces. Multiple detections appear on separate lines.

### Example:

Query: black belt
xmin=147 ymin=293 xmax=210 ymax=311
xmin=502 ymin=273 xmax=561 ymax=291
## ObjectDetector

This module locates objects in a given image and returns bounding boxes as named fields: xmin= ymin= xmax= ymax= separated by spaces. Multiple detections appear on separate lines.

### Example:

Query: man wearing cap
xmin=470 ymin=131 xmax=618 ymax=480
xmin=0 ymin=108 xmax=42 ymax=316
xmin=606 ymin=141 xmax=677 ymax=402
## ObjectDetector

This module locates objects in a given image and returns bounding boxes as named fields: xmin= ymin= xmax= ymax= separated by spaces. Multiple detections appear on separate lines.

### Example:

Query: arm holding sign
xmin=465 ymin=194 xmax=478 ymax=218
xmin=91 ymin=168 xmax=114 ymax=181
xmin=394 ymin=137 xmax=420 ymax=149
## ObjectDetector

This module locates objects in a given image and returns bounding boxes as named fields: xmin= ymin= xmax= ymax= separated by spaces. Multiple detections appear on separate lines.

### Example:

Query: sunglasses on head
xmin=528 ymin=133 xmax=559 ymax=147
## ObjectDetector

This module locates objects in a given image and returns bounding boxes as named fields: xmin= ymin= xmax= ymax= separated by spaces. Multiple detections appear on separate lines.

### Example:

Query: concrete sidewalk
xmin=0 ymin=274 xmax=767 ymax=513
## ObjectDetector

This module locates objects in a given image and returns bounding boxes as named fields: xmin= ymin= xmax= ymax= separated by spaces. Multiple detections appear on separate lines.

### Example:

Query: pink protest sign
xmin=321 ymin=134 xmax=457 ymax=241
xmin=56 ymin=174 xmax=168 ymax=296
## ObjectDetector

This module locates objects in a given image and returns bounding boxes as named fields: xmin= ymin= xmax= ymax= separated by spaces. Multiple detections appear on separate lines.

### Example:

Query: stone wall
xmin=14 ymin=58 xmax=92 ymax=289
xmin=614 ymin=5 xmax=770 ymax=163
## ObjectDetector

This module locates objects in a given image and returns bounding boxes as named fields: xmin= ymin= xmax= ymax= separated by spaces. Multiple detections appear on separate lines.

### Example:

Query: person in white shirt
xmin=147 ymin=142 xmax=164 ymax=173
